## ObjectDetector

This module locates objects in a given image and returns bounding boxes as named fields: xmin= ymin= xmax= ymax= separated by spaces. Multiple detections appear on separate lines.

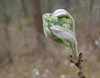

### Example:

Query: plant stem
xmin=69 ymin=53 xmax=86 ymax=78
xmin=76 ymin=62 xmax=86 ymax=78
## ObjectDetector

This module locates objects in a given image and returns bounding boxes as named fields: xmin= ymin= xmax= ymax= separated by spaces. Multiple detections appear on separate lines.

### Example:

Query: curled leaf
xmin=50 ymin=26 xmax=78 ymax=58
xmin=42 ymin=9 xmax=78 ymax=58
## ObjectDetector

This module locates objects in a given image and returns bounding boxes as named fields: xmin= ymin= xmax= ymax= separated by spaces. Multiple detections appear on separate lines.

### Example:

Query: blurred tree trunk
xmin=20 ymin=0 xmax=29 ymax=47
xmin=0 ymin=0 xmax=12 ymax=66
xmin=99 ymin=0 xmax=100 ymax=26
xmin=21 ymin=0 xmax=28 ymax=17
xmin=87 ymin=0 xmax=94 ymax=41
xmin=32 ymin=0 xmax=45 ymax=55
xmin=32 ymin=0 xmax=43 ymax=34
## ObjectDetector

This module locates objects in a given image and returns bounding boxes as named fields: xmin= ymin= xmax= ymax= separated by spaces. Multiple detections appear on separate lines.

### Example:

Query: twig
xmin=69 ymin=53 xmax=86 ymax=78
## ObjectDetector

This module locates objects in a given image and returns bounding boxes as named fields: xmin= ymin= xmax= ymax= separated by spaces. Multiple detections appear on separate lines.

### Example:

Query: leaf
xmin=50 ymin=26 xmax=78 ymax=58
xmin=42 ymin=9 xmax=79 ymax=58
xmin=53 ymin=9 xmax=75 ymax=32
xmin=50 ymin=26 xmax=75 ymax=43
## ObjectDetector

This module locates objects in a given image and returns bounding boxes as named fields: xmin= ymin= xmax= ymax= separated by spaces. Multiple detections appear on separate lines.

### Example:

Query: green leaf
xmin=42 ymin=9 xmax=78 ymax=58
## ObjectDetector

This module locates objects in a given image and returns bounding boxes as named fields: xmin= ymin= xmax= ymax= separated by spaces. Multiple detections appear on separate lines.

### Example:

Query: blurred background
xmin=0 ymin=0 xmax=100 ymax=78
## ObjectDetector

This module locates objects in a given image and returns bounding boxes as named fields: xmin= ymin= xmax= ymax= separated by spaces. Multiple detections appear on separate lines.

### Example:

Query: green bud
xmin=49 ymin=15 xmax=58 ymax=26
xmin=42 ymin=9 xmax=78 ymax=58
xmin=59 ymin=18 xmax=72 ymax=30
